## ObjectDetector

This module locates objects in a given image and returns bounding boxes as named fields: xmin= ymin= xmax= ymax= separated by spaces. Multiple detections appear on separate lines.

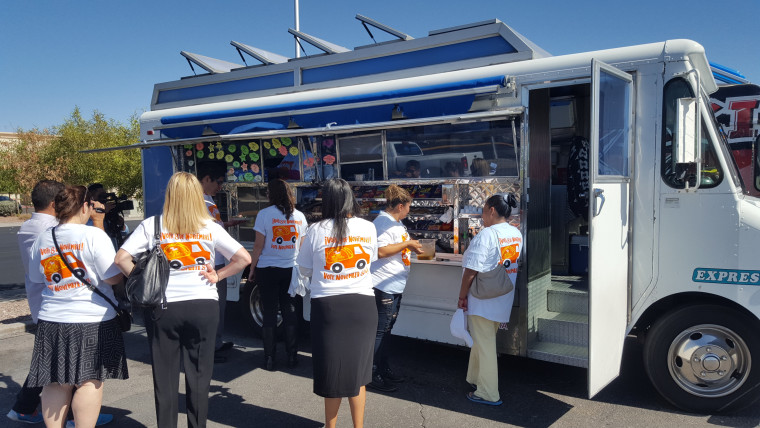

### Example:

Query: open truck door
xmin=587 ymin=59 xmax=633 ymax=397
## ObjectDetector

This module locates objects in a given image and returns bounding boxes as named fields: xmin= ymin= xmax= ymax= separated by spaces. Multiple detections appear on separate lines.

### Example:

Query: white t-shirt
xmin=461 ymin=222 xmax=523 ymax=323
xmin=371 ymin=211 xmax=412 ymax=294
xmin=120 ymin=216 xmax=243 ymax=303
xmin=18 ymin=212 xmax=58 ymax=322
xmin=253 ymin=205 xmax=307 ymax=268
xmin=204 ymin=194 xmax=224 ymax=228
xmin=29 ymin=224 xmax=122 ymax=323
xmin=297 ymin=218 xmax=378 ymax=299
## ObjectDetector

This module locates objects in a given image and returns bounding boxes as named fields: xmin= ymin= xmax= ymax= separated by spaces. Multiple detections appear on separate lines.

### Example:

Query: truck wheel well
xmin=633 ymin=292 xmax=759 ymax=341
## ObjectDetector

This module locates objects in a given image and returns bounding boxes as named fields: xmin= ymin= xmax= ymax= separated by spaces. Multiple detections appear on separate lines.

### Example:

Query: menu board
xmin=183 ymin=141 xmax=263 ymax=183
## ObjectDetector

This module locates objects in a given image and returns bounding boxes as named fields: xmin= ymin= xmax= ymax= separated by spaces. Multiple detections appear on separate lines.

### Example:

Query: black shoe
xmin=367 ymin=373 xmax=398 ymax=392
xmin=264 ymin=355 xmax=275 ymax=371
xmin=216 ymin=341 xmax=234 ymax=352
xmin=381 ymin=368 xmax=406 ymax=383
xmin=287 ymin=352 xmax=298 ymax=368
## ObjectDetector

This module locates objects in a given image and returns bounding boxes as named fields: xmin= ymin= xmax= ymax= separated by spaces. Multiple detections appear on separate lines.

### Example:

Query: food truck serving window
xmin=386 ymin=119 xmax=519 ymax=178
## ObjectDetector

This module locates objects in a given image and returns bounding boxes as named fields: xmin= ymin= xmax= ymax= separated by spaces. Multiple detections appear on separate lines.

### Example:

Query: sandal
xmin=466 ymin=391 xmax=502 ymax=406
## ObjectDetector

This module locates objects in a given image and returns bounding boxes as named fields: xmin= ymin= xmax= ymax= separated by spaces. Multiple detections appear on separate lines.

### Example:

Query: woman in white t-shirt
xmin=115 ymin=172 xmax=251 ymax=428
xmin=368 ymin=184 xmax=423 ymax=393
xmin=27 ymin=185 xmax=127 ymax=428
xmin=457 ymin=193 xmax=522 ymax=406
xmin=297 ymin=178 xmax=378 ymax=428
xmin=248 ymin=179 xmax=307 ymax=370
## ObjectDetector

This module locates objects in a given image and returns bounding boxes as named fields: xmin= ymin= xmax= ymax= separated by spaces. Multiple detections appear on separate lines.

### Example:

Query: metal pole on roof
xmin=295 ymin=0 xmax=300 ymax=58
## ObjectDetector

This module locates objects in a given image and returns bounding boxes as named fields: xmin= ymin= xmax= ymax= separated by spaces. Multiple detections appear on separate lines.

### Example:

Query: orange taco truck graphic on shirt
xmin=42 ymin=252 xmax=86 ymax=283
xmin=272 ymin=225 xmax=299 ymax=244
xmin=324 ymin=244 xmax=370 ymax=273
xmin=161 ymin=241 xmax=212 ymax=270
xmin=500 ymin=244 xmax=520 ymax=268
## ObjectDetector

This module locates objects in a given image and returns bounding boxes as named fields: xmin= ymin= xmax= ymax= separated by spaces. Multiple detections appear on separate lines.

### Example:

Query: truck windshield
xmin=661 ymin=78 xmax=724 ymax=189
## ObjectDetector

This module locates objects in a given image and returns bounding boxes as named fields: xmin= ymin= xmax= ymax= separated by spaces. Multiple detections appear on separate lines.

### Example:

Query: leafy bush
xmin=0 ymin=201 xmax=19 ymax=216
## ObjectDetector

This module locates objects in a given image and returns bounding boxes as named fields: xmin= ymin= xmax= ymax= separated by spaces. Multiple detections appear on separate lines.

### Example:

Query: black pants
xmin=256 ymin=266 xmax=297 ymax=328
xmin=373 ymin=289 xmax=403 ymax=373
xmin=215 ymin=264 xmax=228 ymax=350
xmin=12 ymin=375 xmax=42 ymax=414
xmin=144 ymin=299 xmax=219 ymax=428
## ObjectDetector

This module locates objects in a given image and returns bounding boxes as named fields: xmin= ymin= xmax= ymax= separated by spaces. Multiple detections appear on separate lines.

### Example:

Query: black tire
xmin=169 ymin=260 xmax=182 ymax=270
xmin=196 ymin=257 xmax=205 ymax=265
xmin=331 ymin=263 xmax=343 ymax=273
xmin=52 ymin=273 xmax=62 ymax=283
xmin=643 ymin=304 xmax=760 ymax=413
xmin=73 ymin=268 xmax=85 ymax=278
xmin=276 ymin=237 xmax=283 ymax=244
xmin=239 ymin=274 xmax=307 ymax=339
xmin=291 ymin=236 xmax=297 ymax=243
xmin=242 ymin=280 xmax=282 ymax=338
xmin=356 ymin=259 xmax=366 ymax=270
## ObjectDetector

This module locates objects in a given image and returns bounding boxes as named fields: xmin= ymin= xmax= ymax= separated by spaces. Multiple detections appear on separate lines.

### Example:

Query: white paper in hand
xmin=449 ymin=308 xmax=473 ymax=347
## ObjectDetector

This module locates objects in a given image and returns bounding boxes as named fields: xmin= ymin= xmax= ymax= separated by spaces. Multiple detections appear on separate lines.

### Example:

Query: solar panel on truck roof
xmin=180 ymin=51 xmax=243 ymax=74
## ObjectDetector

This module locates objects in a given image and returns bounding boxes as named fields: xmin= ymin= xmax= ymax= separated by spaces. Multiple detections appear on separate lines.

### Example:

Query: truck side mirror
xmin=673 ymin=97 xmax=698 ymax=164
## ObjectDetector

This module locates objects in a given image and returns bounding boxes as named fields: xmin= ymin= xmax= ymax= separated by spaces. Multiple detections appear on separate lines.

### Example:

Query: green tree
xmin=0 ymin=108 xmax=142 ymax=199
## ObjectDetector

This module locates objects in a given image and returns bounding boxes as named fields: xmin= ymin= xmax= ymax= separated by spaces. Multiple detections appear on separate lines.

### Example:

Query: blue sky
xmin=1 ymin=0 xmax=758 ymax=132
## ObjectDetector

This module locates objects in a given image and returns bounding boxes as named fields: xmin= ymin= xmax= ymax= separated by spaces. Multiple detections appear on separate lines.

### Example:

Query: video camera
xmin=95 ymin=192 xmax=134 ymax=214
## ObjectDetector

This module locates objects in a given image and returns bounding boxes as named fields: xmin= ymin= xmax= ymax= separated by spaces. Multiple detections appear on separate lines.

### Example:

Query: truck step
xmin=536 ymin=312 xmax=588 ymax=347
xmin=547 ymin=287 xmax=588 ymax=315
xmin=527 ymin=342 xmax=588 ymax=368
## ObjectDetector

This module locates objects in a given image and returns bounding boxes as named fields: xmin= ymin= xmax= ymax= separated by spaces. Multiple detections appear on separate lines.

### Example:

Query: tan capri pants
xmin=466 ymin=314 xmax=501 ymax=402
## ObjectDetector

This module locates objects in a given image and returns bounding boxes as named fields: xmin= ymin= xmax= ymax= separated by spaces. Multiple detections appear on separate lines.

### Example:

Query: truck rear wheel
xmin=243 ymin=281 xmax=282 ymax=337
xmin=643 ymin=304 xmax=760 ymax=413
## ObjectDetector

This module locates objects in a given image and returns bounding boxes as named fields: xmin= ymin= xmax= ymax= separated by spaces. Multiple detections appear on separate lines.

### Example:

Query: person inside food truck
xmin=197 ymin=160 xmax=247 ymax=363
xmin=392 ymin=160 xmax=422 ymax=178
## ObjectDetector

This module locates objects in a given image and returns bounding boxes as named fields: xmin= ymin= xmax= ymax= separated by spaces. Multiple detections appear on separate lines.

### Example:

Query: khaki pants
xmin=466 ymin=315 xmax=500 ymax=402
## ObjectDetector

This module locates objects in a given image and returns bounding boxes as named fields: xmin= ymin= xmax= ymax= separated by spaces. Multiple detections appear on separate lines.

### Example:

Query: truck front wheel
xmin=643 ymin=304 xmax=760 ymax=413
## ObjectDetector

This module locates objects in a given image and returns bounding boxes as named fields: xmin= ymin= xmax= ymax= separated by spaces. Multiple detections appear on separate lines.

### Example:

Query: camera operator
xmin=88 ymin=183 xmax=131 ymax=250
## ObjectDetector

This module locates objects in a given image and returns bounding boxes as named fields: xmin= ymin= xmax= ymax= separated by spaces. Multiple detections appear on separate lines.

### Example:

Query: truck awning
xmin=149 ymin=75 xmax=508 ymax=139
xmin=83 ymin=109 xmax=523 ymax=153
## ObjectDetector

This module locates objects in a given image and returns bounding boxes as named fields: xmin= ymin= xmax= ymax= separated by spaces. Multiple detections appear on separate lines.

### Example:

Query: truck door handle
xmin=593 ymin=188 xmax=605 ymax=217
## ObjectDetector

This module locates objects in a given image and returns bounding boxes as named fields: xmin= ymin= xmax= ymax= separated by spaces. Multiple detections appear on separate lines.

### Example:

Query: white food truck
xmin=112 ymin=16 xmax=760 ymax=412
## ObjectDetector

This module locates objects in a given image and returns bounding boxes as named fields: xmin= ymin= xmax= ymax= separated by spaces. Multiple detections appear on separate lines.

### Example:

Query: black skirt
xmin=27 ymin=318 xmax=128 ymax=387
xmin=311 ymin=293 xmax=377 ymax=398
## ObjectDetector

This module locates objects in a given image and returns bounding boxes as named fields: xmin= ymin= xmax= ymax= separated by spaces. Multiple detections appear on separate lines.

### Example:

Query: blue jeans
xmin=373 ymin=289 xmax=403 ymax=373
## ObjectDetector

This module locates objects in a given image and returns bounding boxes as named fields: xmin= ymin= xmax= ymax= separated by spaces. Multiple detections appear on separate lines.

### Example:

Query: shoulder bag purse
xmin=125 ymin=215 xmax=169 ymax=309
xmin=470 ymin=261 xmax=514 ymax=300
xmin=51 ymin=226 xmax=132 ymax=332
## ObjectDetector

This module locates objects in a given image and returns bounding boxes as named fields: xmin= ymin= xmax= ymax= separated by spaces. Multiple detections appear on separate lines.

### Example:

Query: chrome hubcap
xmin=668 ymin=324 xmax=750 ymax=397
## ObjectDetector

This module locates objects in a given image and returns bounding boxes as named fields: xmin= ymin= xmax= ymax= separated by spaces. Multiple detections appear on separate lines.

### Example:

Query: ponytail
xmin=485 ymin=193 xmax=517 ymax=219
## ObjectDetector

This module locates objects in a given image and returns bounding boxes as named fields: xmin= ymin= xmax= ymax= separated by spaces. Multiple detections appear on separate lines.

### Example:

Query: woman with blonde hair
xmin=27 ymin=185 xmax=128 ymax=428
xmin=115 ymin=172 xmax=251 ymax=428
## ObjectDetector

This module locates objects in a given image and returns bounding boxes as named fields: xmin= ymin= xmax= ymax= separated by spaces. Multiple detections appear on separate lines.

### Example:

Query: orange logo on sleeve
xmin=324 ymin=244 xmax=370 ymax=273
xmin=42 ymin=252 xmax=85 ymax=283
xmin=500 ymin=244 xmax=520 ymax=268
xmin=272 ymin=225 xmax=299 ymax=244
xmin=401 ymin=232 xmax=411 ymax=266
xmin=161 ymin=241 xmax=212 ymax=270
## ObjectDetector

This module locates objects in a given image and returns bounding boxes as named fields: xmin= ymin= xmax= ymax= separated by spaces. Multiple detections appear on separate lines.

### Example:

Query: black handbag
xmin=125 ymin=215 xmax=169 ymax=309
xmin=51 ymin=227 xmax=132 ymax=332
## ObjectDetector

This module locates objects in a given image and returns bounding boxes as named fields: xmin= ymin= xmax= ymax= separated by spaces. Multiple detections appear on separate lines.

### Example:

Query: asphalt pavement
xmin=2 ymin=218 xmax=760 ymax=426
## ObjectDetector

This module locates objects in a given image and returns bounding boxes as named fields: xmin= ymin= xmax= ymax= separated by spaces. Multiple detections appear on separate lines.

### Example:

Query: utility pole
xmin=294 ymin=0 xmax=300 ymax=58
